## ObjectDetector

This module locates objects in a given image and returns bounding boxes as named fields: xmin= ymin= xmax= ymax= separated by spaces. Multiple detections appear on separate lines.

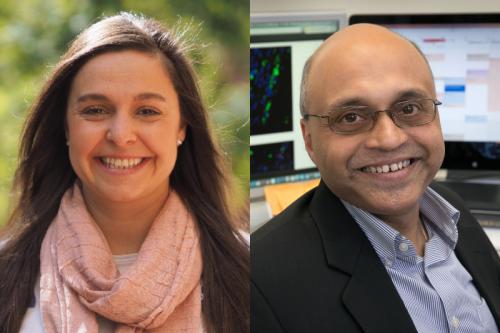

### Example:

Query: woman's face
xmin=66 ymin=50 xmax=185 ymax=204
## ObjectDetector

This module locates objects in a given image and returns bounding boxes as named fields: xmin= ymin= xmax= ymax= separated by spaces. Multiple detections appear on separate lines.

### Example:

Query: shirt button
xmin=451 ymin=316 xmax=460 ymax=329
xmin=385 ymin=259 xmax=392 ymax=267
xmin=399 ymin=243 xmax=409 ymax=252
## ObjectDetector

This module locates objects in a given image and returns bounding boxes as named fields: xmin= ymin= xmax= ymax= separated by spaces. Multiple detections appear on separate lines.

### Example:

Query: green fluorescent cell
xmin=265 ymin=101 xmax=271 ymax=111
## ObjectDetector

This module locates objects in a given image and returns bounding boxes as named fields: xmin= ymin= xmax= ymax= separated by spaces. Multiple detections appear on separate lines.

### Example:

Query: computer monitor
xmin=349 ymin=14 xmax=500 ymax=175
xmin=250 ymin=12 xmax=347 ymax=187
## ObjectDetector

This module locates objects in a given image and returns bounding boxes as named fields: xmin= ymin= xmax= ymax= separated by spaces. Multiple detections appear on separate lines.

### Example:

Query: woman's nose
xmin=106 ymin=114 xmax=137 ymax=146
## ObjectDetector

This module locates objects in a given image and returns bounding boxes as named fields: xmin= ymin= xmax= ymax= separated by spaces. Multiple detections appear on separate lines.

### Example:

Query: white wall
xmin=251 ymin=0 xmax=500 ymax=15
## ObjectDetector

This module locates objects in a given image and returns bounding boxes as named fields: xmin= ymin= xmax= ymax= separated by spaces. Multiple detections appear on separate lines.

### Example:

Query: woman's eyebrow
xmin=76 ymin=93 xmax=109 ymax=103
xmin=75 ymin=92 xmax=167 ymax=104
xmin=134 ymin=93 xmax=167 ymax=102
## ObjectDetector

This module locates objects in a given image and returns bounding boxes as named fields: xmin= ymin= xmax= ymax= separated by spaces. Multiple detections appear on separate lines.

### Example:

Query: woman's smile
xmin=96 ymin=156 xmax=151 ymax=174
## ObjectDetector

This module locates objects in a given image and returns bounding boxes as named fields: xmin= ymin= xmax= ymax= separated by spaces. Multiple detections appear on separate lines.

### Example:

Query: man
xmin=251 ymin=24 xmax=500 ymax=333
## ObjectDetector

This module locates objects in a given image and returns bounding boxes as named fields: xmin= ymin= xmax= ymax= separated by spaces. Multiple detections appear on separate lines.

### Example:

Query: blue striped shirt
xmin=342 ymin=187 xmax=499 ymax=333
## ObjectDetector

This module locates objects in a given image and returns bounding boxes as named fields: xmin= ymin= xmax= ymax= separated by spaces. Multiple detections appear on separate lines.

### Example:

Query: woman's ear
xmin=178 ymin=120 xmax=187 ymax=143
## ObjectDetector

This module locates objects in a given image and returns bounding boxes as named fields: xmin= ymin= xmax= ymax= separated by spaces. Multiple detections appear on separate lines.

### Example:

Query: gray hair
xmin=299 ymin=55 xmax=314 ymax=117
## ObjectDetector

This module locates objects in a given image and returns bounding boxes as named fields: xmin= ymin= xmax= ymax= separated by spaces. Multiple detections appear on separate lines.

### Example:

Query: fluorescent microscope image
xmin=250 ymin=46 xmax=293 ymax=135
xmin=250 ymin=141 xmax=294 ymax=177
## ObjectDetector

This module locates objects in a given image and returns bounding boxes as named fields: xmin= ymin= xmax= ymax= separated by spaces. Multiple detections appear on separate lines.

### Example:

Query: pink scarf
xmin=39 ymin=183 xmax=203 ymax=332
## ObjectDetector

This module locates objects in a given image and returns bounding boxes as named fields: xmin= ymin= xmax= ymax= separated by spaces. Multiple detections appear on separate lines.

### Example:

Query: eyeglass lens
xmin=329 ymin=99 xmax=438 ymax=134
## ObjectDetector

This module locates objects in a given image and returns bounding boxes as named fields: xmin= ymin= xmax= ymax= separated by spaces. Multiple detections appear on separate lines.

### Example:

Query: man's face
xmin=301 ymin=30 xmax=445 ymax=220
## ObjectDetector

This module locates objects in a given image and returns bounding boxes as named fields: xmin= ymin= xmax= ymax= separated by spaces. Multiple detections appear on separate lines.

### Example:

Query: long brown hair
xmin=0 ymin=13 xmax=249 ymax=333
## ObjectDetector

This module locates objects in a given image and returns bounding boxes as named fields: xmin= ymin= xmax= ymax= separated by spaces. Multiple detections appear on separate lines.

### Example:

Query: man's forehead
xmin=303 ymin=24 xmax=436 ymax=114
xmin=312 ymin=24 xmax=420 ymax=69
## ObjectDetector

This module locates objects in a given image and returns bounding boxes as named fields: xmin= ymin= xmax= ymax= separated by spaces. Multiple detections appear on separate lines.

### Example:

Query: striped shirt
xmin=342 ymin=187 xmax=499 ymax=333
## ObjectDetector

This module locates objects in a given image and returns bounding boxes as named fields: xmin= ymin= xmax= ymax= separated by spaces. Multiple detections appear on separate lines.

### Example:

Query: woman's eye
xmin=81 ymin=107 xmax=108 ymax=116
xmin=137 ymin=108 xmax=161 ymax=116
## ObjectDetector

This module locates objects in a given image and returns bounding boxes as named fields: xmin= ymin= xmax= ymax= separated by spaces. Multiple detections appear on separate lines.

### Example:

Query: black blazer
xmin=251 ymin=181 xmax=500 ymax=333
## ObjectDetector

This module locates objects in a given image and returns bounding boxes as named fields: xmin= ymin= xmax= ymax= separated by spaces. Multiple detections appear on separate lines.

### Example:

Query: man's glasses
xmin=303 ymin=98 xmax=441 ymax=135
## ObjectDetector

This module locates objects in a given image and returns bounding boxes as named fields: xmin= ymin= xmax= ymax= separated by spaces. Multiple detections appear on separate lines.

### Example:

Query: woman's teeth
xmin=101 ymin=157 xmax=143 ymax=169
xmin=363 ymin=159 xmax=411 ymax=174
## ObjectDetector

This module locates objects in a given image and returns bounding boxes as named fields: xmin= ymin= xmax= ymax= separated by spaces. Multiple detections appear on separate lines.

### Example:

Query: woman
xmin=0 ymin=13 xmax=249 ymax=333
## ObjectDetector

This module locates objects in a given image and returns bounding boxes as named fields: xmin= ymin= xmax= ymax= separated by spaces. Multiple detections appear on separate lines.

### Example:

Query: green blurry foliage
xmin=0 ymin=0 xmax=249 ymax=226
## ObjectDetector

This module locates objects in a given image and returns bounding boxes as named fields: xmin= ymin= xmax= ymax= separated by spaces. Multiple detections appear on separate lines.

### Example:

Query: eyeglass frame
xmin=302 ymin=98 xmax=442 ymax=135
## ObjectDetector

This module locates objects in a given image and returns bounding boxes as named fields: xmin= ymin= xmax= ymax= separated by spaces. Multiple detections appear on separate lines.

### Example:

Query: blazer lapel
xmin=310 ymin=182 xmax=417 ymax=333
xmin=455 ymin=220 xmax=500 ymax=324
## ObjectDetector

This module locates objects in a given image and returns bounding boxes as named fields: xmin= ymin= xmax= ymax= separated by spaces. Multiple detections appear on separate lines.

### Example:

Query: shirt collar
xmin=342 ymin=200 xmax=398 ymax=262
xmin=341 ymin=186 xmax=460 ymax=263
xmin=419 ymin=186 xmax=460 ymax=246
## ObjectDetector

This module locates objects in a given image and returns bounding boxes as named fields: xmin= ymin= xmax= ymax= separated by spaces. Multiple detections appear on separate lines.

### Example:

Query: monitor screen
xmin=250 ymin=13 xmax=347 ymax=186
xmin=349 ymin=14 xmax=500 ymax=172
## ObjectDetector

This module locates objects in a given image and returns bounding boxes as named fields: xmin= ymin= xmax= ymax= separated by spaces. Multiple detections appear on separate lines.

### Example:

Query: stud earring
xmin=66 ymin=140 xmax=69 ymax=146
xmin=177 ymin=139 xmax=183 ymax=146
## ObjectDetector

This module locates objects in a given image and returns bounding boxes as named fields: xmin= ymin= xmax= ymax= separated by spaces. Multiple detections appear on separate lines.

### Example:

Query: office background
xmin=250 ymin=0 xmax=500 ymax=252
xmin=251 ymin=0 xmax=500 ymax=15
